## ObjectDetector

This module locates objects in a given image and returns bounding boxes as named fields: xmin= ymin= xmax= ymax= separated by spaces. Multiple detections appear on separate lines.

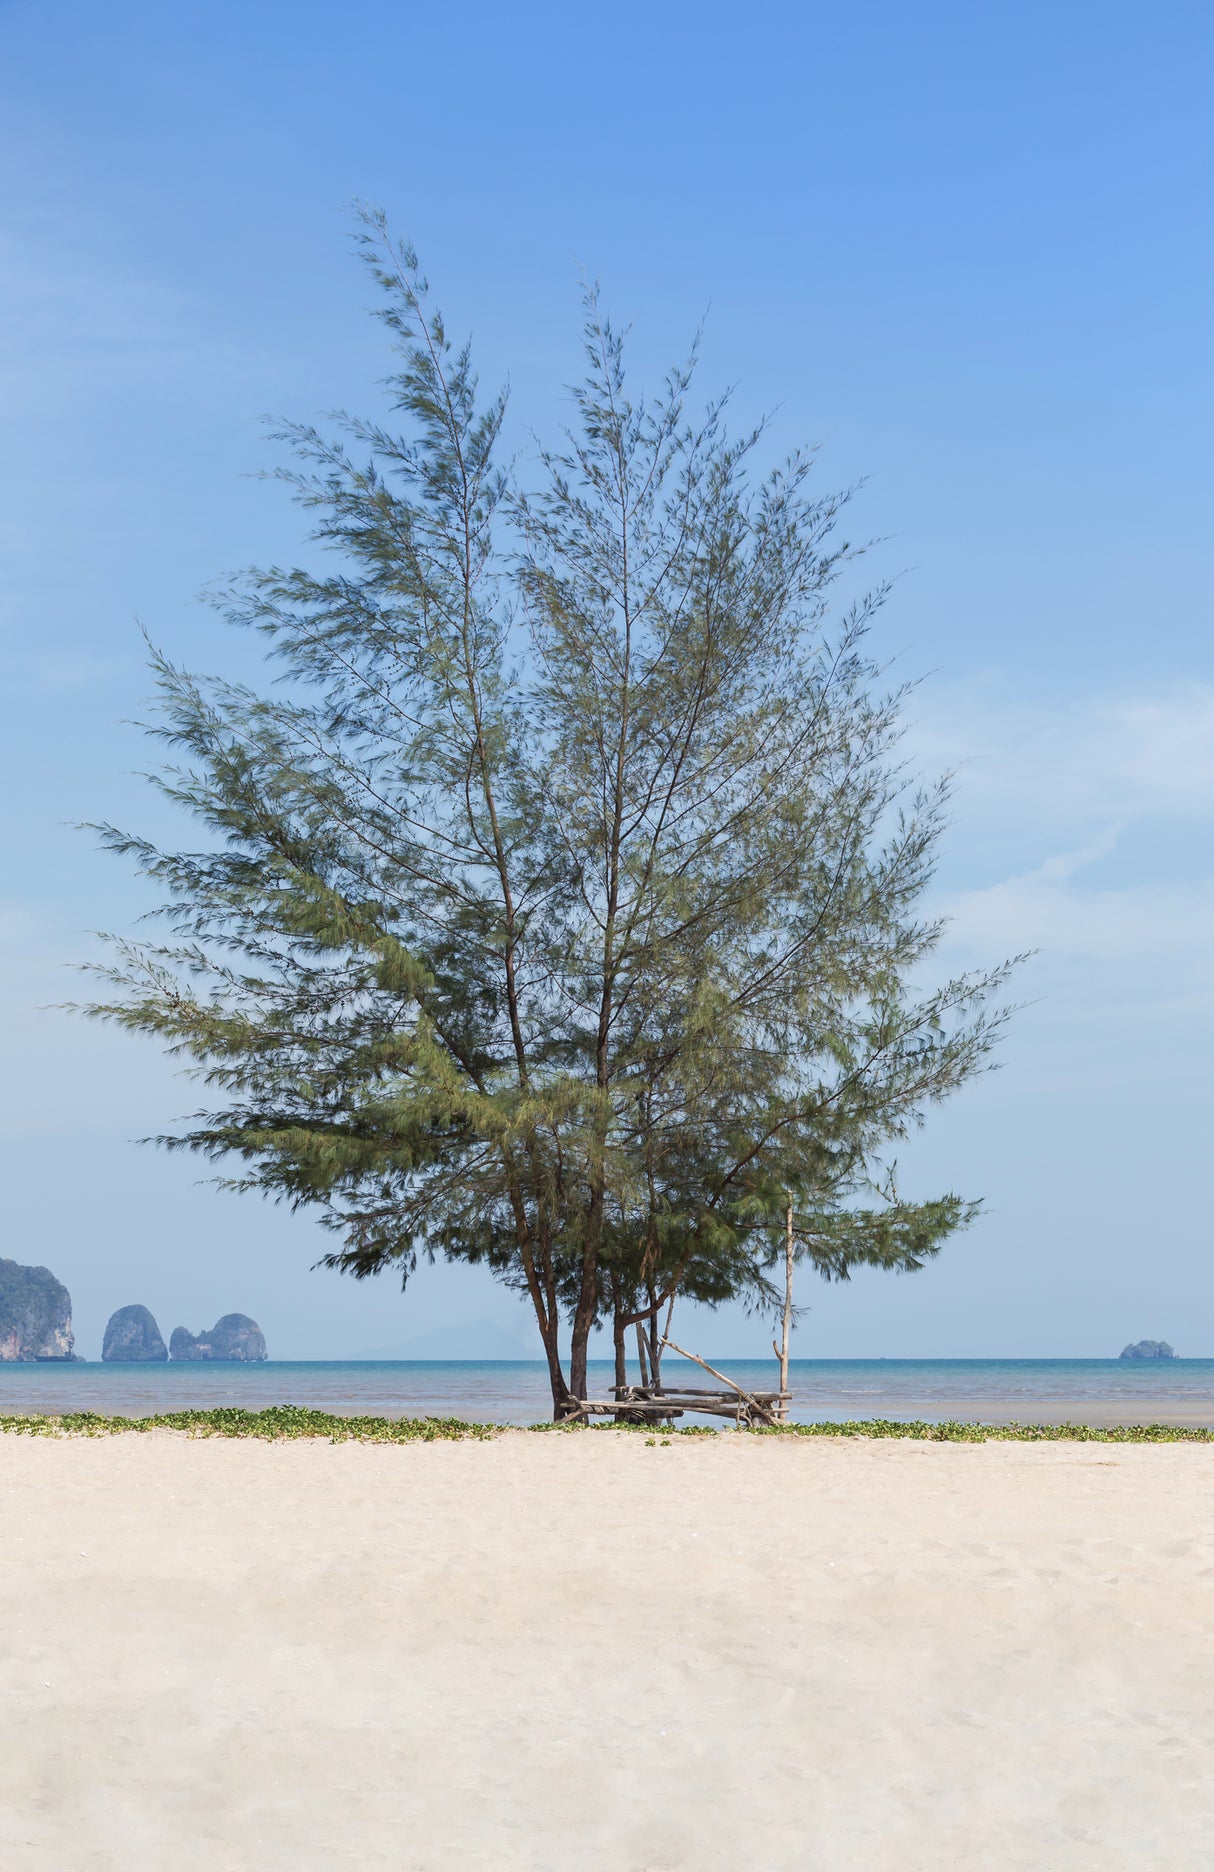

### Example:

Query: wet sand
xmin=2 ymin=1430 xmax=1212 ymax=1869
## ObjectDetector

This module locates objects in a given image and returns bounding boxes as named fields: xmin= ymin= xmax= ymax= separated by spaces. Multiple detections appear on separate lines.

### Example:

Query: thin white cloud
xmin=916 ymin=678 xmax=1214 ymax=834
xmin=919 ymin=680 xmax=1214 ymax=1064
xmin=946 ymin=868 xmax=1214 ymax=972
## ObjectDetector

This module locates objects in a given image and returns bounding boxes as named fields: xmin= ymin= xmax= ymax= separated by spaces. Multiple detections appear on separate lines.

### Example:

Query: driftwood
xmin=562 ymin=1400 xmax=687 ymax=1421
xmin=660 ymin=1336 xmax=785 ymax=1427
xmin=560 ymin=1329 xmax=793 ymax=1428
xmin=561 ymin=1380 xmax=790 ymax=1429
xmin=562 ymin=1394 xmax=790 ymax=1424
xmin=611 ymin=1384 xmax=788 ymax=1407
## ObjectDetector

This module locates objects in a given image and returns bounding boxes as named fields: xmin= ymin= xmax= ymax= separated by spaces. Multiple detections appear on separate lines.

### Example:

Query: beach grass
xmin=1 ymin=1405 xmax=1213 ymax=1442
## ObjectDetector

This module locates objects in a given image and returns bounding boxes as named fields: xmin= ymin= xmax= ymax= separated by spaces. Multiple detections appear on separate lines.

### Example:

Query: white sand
xmin=2 ymin=1431 xmax=1212 ymax=1870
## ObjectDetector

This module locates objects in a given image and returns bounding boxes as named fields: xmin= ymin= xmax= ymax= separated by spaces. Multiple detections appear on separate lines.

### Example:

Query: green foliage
xmin=0 ymin=1405 xmax=490 ymax=1440
xmin=84 ymin=211 xmax=1013 ymax=1415
xmin=752 ymin=1419 xmax=1214 ymax=1442
xmin=0 ymin=1411 xmax=1208 ymax=1444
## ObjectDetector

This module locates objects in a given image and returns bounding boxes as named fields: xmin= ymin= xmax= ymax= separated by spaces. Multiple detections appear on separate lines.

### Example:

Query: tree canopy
xmin=88 ymin=213 xmax=1013 ymax=1416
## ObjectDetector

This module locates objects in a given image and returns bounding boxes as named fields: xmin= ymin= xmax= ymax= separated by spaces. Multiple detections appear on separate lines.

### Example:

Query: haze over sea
xmin=4 ymin=1359 xmax=1214 ymax=1429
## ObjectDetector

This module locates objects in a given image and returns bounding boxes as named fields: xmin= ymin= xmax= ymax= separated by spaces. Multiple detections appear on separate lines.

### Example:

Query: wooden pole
xmin=634 ymin=1321 xmax=651 ymax=1389
xmin=773 ymin=1194 xmax=793 ymax=1422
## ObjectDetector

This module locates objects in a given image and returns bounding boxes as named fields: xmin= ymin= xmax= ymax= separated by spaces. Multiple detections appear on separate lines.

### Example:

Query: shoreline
xmin=6 ymin=1357 xmax=1213 ymax=1432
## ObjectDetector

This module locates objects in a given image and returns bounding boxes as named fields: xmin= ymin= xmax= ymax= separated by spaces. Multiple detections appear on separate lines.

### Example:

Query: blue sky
xmin=2 ymin=0 xmax=1211 ymax=1359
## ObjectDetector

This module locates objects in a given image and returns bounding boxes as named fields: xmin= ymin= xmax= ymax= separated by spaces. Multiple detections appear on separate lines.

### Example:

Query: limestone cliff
xmin=102 ymin=1304 xmax=168 ymax=1362
xmin=169 ymin=1313 xmax=267 ymax=1361
xmin=0 ymin=1258 xmax=76 ymax=1361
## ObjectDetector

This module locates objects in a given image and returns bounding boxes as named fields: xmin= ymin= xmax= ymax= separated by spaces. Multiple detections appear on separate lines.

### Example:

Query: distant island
xmin=0 ymin=1263 xmax=268 ymax=1362
xmin=170 ymin=1314 xmax=267 ymax=1362
xmin=1119 ymin=1340 xmax=1176 ymax=1361
xmin=103 ymin=1306 xmax=267 ymax=1361
xmin=103 ymin=1304 xmax=168 ymax=1362
xmin=0 ymin=1257 xmax=77 ymax=1360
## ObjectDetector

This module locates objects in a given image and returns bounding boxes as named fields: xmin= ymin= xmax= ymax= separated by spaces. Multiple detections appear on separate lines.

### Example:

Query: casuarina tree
xmin=87 ymin=211 xmax=1013 ymax=1417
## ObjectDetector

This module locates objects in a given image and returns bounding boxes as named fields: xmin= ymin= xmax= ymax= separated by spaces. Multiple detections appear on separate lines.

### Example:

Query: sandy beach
xmin=3 ymin=1431 xmax=1212 ymax=1870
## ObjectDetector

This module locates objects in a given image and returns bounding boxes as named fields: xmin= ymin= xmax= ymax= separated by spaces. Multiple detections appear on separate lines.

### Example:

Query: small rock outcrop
xmin=102 ymin=1304 xmax=168 ymax=1362
xmin=0 ymin=1258 xmax=76 ymax=1361
xmin=169 ymin=1313 xmax=267 ymax=1362
xmin=1119 ymin=1339 xmax=1176 ymax=1360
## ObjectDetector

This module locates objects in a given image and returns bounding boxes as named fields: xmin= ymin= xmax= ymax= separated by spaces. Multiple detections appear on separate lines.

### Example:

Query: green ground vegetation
xmin=0 ymin=1407 xmax=1209 ymax=1444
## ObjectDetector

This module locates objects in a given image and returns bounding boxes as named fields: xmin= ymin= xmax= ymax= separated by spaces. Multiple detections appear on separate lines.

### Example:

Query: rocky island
xmin=1119 ymin=1339 xmax=1176 ymax=1360
xmin=102 ymin=1304 xmax=168 ymax=1361
xmin=0 ymin=1257 xmax=76 ymax=1360
xmin=170 ymin=1313 xmax=267 ymax=1361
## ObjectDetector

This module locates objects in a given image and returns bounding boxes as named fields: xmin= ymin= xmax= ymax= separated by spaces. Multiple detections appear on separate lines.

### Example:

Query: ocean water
xmin=2 ymin=1358 xmax=1214 ymax=1427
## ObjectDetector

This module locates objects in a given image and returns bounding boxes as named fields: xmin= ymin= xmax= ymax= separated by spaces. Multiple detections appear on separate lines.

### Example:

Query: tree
xmin=87 ymin=212 xmax=1012 ymax=1418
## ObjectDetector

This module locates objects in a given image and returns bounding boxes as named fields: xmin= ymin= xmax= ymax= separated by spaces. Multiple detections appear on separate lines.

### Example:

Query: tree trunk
xmin=567 ymin=1292 xmax=595 ymax=1413
xmin=534 ymin=1307 xmax=571 ymax=1421
xmin=609 ymin=1286 xmax=650 ymax=1424
xmin=612 ymin=1288 xmax=628 ymax=1397
xmin=564 ymin=1203 xmax=601 ymax=1413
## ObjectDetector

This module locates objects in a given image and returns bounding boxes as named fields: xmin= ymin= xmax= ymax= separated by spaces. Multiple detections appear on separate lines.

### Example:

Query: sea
xmin=3 ymin=1358 xmax=1214 ymax=1428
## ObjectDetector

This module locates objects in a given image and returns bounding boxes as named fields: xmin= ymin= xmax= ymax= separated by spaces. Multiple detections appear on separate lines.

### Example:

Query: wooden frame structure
xmin=562 ymin=1384 xmax=790 ymax=1428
